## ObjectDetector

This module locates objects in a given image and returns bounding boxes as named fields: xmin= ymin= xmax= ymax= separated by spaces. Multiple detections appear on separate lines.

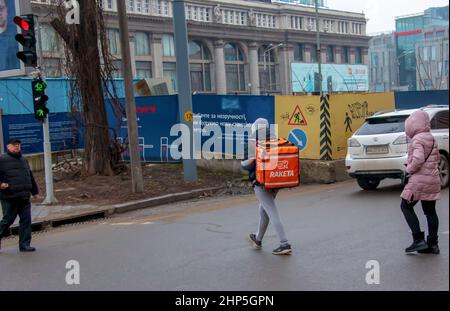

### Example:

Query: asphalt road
xmin=0 ymin=180 xmax=448 ymax=291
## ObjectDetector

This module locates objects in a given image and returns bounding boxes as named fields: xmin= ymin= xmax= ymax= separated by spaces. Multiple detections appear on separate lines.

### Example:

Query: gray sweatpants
xmin=254 ymin=185 xmax=289 ymax=246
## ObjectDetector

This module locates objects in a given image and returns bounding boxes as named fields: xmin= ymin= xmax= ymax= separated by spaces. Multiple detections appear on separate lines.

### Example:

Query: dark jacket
xmin=0 ymin=151 xmax=39 ymax=201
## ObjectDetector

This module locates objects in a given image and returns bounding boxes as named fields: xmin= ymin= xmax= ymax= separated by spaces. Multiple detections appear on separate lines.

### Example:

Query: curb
xmin=7 ymin=186 xmax=224 ymax=236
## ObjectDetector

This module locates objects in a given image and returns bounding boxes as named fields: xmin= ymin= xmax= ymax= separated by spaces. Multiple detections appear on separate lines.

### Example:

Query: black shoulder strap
xmin=424 ymin=139 xmax=435 ymax=163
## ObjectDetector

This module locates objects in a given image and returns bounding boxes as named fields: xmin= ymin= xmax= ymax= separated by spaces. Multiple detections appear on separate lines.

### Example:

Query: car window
xmin=431 ymin=111 xmax=449 ymax=130
xmin=356 ymin=116 xmax=409 ymax=135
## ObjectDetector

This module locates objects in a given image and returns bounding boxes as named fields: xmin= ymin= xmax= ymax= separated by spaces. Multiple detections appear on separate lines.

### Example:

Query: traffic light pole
xmin=36 ymin=17 xmax=57 ymax=205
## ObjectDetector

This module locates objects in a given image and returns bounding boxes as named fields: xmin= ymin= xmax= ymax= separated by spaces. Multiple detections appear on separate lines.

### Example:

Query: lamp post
xmin=263 ymin=43 xmax=283 ymax=70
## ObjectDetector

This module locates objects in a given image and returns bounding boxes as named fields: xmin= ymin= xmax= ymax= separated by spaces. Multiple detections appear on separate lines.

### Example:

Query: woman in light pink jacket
xmin=401 ymin=110 xmax=441 ymax=254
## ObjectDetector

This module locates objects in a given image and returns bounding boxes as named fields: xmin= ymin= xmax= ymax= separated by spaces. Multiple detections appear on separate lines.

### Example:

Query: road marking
xmin=141 ymin=222 xmax=154 ymax=225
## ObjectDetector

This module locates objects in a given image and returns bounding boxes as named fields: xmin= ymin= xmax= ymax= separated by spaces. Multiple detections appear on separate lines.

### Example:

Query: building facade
xmin=368 ymin=32 xmax=398 ymax=92
xmin=31 ymin=0 xmax=369 ymax=95
xmin=415 ymin=26 xmax=449 ymax=91
xmin=395 ymin=5 xmax=449 ymax=91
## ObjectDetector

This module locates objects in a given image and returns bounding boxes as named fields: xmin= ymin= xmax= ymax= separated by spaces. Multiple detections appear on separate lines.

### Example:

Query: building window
xmin=256 ymin=13 xmax=277 ymax=28
xmin=224 ymin=43 xmax=246 ymax=92
xmin=342 ymin=46 xmax=349 ymax=63
xmin=355 ymin=47 xmax=362 ymax=64
xmin=323 ymin=19 xmax=334 ymax=32
xmin=222 ymin=9 xmax=247 ymax=26
xmin=258 ymin=45 xmax=278 ymax=93
xmin=306 ymin=17 xmax=316 ymax=31
xmin=294 ymin=44 xmax=304 ymax=62
xmin=338 ymin=21 xmax=349 ymax=34
xmin=310 ymin=44 xmax=317 ymax=63
xmin=157 ymin=0 xmax=170 ymax=16
xmin=135 ymin=32 xmax=150 ymax=56
xmin=112 ymin=60 xmax=123 ymax=78
xmin=291 ymin=16 xmax=303 ymax=30
xmin=41 ymin=24 xmax=59 ymax=52
xmin=162 ymin=34 xmax=175 ymax=57
xmin=107 ymin=29 xmax=121 ymax=55
xmin=135 ymin=0 xmax=150 ymax=13
xmin=326 ymin=46 xmax=334 ymax=63
xmin=127 ymin=0 xmax=135 ymax=12
xmin=136 ymin=61 xmax=152 ymax=79
xmin=186 ymin=5 xmax=212 ymax=22
xmin=163 ymin=62 xmax=177 ymax=91
xmin=189 ymin=41 xmax=212 ymax=92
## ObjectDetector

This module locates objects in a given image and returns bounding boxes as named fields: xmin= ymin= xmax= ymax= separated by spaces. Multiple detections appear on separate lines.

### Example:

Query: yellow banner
xmin=275 ymin=96 xmax=322 ymax=159
xmin=329 ymin=92 xmax=396 ymax=159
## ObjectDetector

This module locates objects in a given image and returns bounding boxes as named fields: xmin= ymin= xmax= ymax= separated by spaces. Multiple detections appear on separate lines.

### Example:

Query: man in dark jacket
xmin=0 ymin=138 xmax=39 ymax=252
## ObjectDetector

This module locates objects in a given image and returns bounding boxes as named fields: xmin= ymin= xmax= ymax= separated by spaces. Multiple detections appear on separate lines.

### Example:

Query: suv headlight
xmin=348 ymin=138 xmax=361 ymax=147
xmin=393 ymin=135 xmax=410 ymax=145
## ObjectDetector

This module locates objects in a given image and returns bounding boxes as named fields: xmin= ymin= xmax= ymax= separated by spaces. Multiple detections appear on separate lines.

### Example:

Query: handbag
xmin=404 ymin=139 xmax=435 ymax=185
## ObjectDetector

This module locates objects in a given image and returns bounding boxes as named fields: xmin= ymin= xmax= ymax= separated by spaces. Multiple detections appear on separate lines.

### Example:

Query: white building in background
xmin=368 ymin=32 xmax=399 ymax=92
xmin=31 ymin=0 xmax=369 ymax=95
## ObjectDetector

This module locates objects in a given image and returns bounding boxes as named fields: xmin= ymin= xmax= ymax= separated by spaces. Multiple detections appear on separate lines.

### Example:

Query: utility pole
xmin=117 ymin=0 xmax=144 ymax=193
xmin=173 ymin=0 xmax=198 ymax=182
xmin=315 ymin=0 xmax=322 ymax=94
xmin=36 ymin=17 xmax=57 ymax=205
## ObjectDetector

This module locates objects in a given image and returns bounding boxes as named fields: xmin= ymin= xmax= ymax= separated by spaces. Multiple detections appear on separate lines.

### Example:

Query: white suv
xmin=346 ymin=105 xmax=449 ymax=190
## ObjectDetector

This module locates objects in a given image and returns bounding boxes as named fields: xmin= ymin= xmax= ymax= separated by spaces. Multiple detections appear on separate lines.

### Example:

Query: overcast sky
xmin=327 ymin=0 xmax=449 ymax=34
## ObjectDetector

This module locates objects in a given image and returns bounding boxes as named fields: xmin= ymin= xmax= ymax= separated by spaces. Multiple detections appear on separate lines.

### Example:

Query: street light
xmin=263 ymin=43 xmax=283 ymax=70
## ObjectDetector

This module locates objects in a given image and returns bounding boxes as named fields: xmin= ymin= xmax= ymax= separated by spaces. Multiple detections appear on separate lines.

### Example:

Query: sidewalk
xmin=1 ymin=186 xmax=224 ymax=234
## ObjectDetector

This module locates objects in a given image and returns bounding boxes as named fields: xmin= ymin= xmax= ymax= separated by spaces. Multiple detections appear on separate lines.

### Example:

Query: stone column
xmin=151 ymin=33 xmax=163 ymax=78
xmin=129 ymin=33 xmax=137 ymax=78
xmin=248 ymin=42 xmax=260 ymax=95
xmin=214 ymin=40 xmax=227 ymax=95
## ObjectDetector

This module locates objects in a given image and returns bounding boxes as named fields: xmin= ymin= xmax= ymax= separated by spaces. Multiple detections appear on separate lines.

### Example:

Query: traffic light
xmin=32 ymin=77 xmax=49 ymax=121
xmin=13 ymin=15 xmax=37 ymax=68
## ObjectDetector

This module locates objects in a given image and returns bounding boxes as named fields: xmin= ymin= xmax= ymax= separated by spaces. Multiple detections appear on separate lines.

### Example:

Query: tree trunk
xmin=52 ymin=1 xmax=113 ymax=176
xmin=78 ymin=1 xmax=112 ymax=175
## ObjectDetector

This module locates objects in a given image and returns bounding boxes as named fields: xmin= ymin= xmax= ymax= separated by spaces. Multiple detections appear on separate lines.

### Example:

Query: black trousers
xmin=401 ymin=199 xmax=439 ymax=238
xmin=0 ymin=199 xmax=32 ymax=247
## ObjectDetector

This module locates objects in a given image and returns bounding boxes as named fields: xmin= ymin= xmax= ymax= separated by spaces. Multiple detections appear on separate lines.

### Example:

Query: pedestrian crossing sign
xmin=288 ymin=105 xmax=308 ymax=126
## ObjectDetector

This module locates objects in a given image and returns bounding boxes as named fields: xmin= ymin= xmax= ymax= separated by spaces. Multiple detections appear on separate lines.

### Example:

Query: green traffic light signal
xmin=34 ymin=81 xmax=47 ymax=92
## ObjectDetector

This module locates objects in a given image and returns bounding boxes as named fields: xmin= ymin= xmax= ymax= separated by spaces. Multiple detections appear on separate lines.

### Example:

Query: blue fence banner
xmin=2 ymin=112 xmax=83 ymax=154
xmin=394 ymin=90 xmax=449 ymax=110
xmin=106 ymin=95 xmax=180 ymax=162
xmin=106 ymin=95 xmax=275 ymax=162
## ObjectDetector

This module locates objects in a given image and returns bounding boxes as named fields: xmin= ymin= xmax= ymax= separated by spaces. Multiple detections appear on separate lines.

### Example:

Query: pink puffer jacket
xmin=401 ymin=110 xmax=441 ymax=202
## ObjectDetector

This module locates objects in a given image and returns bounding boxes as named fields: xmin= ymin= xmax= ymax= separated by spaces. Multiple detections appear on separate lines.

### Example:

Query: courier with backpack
xmin=256 ymin=138 xmax=300 ymax=189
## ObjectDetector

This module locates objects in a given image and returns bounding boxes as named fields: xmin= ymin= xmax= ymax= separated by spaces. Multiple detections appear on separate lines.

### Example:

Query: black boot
xmin=405 ymin=232 xmax=428 ymax=253
xmin=418 ymin=236 xmax=440 ymax=254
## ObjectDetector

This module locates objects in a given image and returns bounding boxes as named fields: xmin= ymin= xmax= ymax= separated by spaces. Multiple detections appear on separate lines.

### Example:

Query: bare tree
xmin=49 ymin=0 xmax=124 ymax=176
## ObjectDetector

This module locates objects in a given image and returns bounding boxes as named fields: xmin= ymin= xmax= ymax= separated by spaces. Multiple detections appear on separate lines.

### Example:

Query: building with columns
xmin=31 ymin=0 xmax=369 ymax=95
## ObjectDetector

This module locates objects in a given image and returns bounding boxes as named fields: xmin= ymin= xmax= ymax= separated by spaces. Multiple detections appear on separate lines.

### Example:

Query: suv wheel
xmin=357 ymin=178 xmax=380 ymax=190
xmin=439 ymin=153 xmax=449 ymax=188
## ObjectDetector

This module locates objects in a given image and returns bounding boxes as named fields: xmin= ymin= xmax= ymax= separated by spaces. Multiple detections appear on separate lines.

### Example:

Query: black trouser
xmin=0 ymin=198 xmax=32 ymax=248
xmin=401 ymin=199 xmax=439 ymax=238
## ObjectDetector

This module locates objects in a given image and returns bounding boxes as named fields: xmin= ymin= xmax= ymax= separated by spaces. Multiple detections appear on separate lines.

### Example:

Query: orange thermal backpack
xmin=255 ymin=138 xmax=300 ymax=189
